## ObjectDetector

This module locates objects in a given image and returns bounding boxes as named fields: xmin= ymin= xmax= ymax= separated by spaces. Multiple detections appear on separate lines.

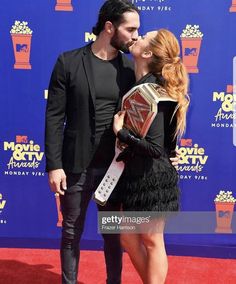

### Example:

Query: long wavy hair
xmin=148 ymin=29 xmax=190 ymax=137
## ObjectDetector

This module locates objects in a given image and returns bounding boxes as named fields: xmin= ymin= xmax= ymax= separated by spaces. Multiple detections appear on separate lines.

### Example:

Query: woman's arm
xmin=113 ymin=111 xmax=164 ymax=158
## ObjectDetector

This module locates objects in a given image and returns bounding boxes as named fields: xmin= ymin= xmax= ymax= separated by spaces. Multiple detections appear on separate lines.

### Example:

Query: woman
xmin=113 ymin=29 xmax=189 ymax=284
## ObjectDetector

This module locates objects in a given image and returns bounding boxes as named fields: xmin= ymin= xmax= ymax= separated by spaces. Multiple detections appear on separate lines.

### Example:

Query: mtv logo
xmin=180 ymin=139 xmax=192 ymax=147
xmin=218 ymin=210 xmax=231 ymax=218
xmin=184 ymin=48 xmax=197 ymax=56
xmin=16 ymin=135 xmax=28 ymax=143
xmin=226 ymin=85 xmax=233 ymax=93
xmin=16 ymin=44 xmax=28 ymax=52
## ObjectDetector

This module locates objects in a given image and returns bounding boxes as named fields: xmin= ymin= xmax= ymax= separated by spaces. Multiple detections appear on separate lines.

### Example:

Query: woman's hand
xmin=113 ymin=111 xmax=126 ymax=136
xmin=169 ymin=148 xmax=180 ymax=169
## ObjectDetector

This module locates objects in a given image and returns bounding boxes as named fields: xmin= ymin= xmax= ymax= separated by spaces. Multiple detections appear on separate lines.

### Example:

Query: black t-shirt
xmin=89 ymin=50 xmax=123 ymax=168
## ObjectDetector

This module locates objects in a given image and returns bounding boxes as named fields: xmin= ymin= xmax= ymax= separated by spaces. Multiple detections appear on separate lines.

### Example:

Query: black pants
xmin=60 ymin=168 xmax=122 ymax=284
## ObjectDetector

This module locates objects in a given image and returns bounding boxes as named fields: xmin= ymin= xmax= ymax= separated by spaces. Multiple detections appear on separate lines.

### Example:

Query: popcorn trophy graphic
xmin=10 ymin=21 xmax=33 ymax=69
xmin=214 ymin=190 xmax=235 ymax=233
xmin=180 ymin=25 xmax=203 ymax=73
xmin=230 ymin=0 xmax=236 ymax=12
xmin=55 ymin=0 xmax=73 ymax=11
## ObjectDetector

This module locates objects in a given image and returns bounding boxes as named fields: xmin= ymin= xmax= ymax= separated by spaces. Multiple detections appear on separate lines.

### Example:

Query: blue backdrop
xmin=0 ymin=0 xmax=236 ymax=258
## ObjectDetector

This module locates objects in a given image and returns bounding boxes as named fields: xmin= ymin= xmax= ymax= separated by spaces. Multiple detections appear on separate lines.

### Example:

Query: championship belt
xmin=93 ymin=83 xmax=176 ymax=206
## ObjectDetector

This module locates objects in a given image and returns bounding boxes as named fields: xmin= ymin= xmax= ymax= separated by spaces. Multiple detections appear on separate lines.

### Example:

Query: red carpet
xmin=0 ymin=248 xmax=235 ymax=284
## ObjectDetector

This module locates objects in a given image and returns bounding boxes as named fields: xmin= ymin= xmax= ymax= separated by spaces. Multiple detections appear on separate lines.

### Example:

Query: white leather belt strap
xmin=93 ymin=144 xmax=125 ymax=206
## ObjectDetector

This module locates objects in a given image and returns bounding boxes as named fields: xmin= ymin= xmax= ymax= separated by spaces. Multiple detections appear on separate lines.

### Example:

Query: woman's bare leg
xmin=141 ymin=220 xmax=167 ymax=284
xmin=121 ymin=233 xmax=147 ymax=283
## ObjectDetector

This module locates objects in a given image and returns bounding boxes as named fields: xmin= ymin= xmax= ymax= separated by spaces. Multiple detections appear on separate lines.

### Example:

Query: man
xmin=45 ymin=1 xmax=139 ymax=284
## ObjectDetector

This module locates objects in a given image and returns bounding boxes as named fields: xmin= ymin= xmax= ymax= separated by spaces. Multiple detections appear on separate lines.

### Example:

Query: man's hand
xmin=170 ymin=148 xmax=180 ymax=169
xmin=48 ymin=169 xmax=67 ymax=195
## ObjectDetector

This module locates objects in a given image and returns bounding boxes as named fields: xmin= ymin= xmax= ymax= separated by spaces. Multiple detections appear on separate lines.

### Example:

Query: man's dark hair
xmin=92 ymin=0 xmax=139 ymax=36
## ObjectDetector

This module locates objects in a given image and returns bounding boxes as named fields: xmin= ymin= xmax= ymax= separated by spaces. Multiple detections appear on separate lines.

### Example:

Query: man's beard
xmin=110 ymin=30 xmax=130 ymax=54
